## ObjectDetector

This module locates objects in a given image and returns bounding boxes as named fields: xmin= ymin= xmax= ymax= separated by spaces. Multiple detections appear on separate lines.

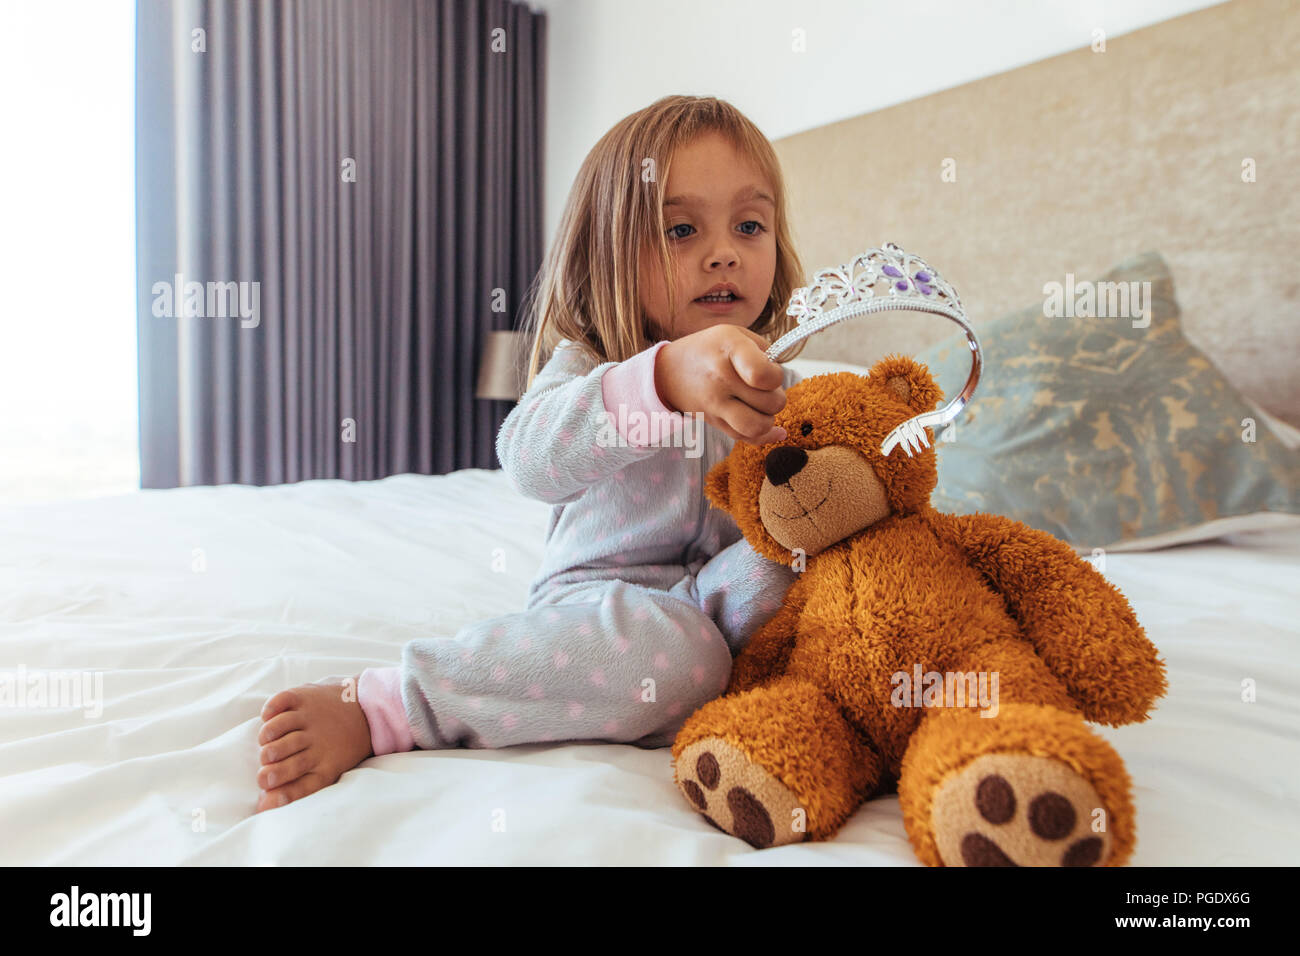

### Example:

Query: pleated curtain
xmin=135 ymin=0 xmax=546 ymax=487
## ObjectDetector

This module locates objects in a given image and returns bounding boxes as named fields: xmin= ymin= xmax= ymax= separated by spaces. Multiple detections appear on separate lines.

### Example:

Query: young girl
xmin=254 ymin=95 xmax=810 ymax=812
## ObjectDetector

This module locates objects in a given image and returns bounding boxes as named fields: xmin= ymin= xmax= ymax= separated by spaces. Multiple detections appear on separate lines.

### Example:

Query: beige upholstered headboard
xmin=773 ymin=0 xmax=1299 ymax=424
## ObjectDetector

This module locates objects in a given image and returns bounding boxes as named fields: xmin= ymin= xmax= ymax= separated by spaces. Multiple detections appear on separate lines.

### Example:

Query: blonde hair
xmin=517 ymin=95 xmax=808 ymax=391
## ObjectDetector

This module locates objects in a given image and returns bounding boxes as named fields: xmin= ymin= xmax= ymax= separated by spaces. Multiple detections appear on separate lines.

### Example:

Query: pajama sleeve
xmin=692 ymin=361 xmax=805 ymax=655
xmin=495 ymin=338 xmax=685 ymax=505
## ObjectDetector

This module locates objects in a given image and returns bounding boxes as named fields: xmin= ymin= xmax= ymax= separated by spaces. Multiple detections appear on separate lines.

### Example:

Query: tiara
xmin=765 ymin=241 xmax=982 ymax=458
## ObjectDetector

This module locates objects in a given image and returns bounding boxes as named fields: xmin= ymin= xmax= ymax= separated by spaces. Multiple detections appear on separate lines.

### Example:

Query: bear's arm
xmin=726 ymin=573 xmax=810 ymax=694
xmin=931 ymin=511 xmax=1168 ymax=727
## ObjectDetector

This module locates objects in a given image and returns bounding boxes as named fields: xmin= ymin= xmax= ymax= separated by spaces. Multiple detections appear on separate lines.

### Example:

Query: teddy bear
xmin=671 ymin=355 xmax=1168 ymax=866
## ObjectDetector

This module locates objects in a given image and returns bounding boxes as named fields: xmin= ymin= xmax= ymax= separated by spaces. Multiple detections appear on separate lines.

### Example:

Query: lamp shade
xmin=475 ymin=330 xmax=528 ymax=400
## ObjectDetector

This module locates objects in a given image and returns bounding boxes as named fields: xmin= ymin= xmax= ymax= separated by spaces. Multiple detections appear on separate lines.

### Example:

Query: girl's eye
xmin=665 ymin=221 xmax=766 ymax=241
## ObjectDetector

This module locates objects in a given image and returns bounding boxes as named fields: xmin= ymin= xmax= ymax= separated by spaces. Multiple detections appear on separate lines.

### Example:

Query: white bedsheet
xmin=1 ymin=470 xmax=1297 ymax=865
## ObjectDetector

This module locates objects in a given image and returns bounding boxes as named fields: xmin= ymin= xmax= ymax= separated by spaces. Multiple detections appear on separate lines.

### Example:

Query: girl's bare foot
xmin=255 ymin=678 xmax=374 ymax=812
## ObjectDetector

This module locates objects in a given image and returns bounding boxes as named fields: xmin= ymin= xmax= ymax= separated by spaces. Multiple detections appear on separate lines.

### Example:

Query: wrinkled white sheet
xmin=1 ymin=471 xmax=1296 ymax=865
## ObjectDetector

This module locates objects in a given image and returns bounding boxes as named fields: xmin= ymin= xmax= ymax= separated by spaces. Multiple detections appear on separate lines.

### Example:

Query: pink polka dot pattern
xmin=418 ymin=348 xmax=810 ymax=757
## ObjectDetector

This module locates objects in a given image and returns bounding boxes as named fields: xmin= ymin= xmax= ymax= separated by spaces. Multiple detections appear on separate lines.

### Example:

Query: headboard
xmin=772 ymin=0 xmax=1299 ymax=424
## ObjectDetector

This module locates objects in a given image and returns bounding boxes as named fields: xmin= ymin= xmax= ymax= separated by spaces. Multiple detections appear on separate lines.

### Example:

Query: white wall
xmin=526 ymin=0 xmax=1228 ymax=247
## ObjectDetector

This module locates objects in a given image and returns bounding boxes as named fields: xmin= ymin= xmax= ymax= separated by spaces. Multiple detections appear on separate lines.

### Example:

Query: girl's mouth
xmin=695 ymin=292 xmax=740 ymax=307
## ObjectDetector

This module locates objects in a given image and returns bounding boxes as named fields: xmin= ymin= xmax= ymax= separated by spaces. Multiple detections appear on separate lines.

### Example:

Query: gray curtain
xmin=135 ymin=0 xmax=546 ymax=487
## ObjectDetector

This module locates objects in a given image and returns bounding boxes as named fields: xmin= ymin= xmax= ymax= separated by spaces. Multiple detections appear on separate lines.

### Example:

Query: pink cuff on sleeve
xmin=600 ymin=340 xmax=685 ymax=448
xmin=358 ymin=666 xmax=415 ymax=755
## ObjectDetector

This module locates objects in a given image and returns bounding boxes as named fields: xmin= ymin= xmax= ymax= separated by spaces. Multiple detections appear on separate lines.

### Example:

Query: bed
xmin=6 ymin=0 xmax=1298 ymax=867
xmin=2 ymin=459 xmax=1298 ymax=866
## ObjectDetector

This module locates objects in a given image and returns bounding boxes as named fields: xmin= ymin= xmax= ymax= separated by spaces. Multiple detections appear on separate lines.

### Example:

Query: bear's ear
xmin=704 ymin=458 xmax=731 ymax=511
xmin=867 ymin=353 xmax=943 ymax=415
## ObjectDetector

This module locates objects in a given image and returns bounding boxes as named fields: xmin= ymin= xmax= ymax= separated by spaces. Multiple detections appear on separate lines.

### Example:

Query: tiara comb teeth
xmin=764 ymin=241 xmax=983 ymax=458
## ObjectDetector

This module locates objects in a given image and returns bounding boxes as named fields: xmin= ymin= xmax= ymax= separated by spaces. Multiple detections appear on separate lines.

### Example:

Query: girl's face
xmin=639 ymin=131 xmax=778 ymax=341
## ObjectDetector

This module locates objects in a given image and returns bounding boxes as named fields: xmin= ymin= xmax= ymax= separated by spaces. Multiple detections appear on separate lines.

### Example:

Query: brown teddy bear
xmin=672 ymin=355 xmax=1168 ymax=865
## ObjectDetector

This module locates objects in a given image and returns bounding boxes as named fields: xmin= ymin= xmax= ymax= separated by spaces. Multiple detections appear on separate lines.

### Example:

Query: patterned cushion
xmin=917 ymin=250 xmax=1300 ymax=549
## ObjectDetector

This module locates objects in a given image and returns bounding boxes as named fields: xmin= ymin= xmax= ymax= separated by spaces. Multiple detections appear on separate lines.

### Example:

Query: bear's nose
xmin=764 ymin=445 xmax=808 ymax=486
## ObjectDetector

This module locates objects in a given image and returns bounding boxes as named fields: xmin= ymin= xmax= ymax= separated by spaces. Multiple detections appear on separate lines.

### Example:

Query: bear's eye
xmin=800 ymin=422 xmax=813 ymax=436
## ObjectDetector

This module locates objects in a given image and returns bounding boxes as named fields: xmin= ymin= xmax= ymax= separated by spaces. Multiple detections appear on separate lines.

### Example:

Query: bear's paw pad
xmin=930 ymin=753 xmax=1113 ymax=866
xmin=676 ymin=736 xmax=806 ymax=848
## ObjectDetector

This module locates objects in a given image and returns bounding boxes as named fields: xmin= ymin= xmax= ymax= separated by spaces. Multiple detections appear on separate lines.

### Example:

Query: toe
xmin=261 ymin=688 xmax=303 ymax=721
xmin=260 ymin=730 xmax=311 ymax=765
xmin=259 ymin=772 xmax=324 ymax=811
xmin=258 ymin=709 xmax=305 ymax=745
xmin=258 ymin=748 xmax=317 ymax=791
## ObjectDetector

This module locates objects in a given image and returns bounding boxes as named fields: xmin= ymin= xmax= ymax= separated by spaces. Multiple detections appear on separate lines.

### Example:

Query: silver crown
xmin=765 ymin=241 xmax=982 ymax=458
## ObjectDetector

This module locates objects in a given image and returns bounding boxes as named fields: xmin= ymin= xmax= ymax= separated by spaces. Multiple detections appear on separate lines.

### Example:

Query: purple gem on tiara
xmin=914 ymin=270 xmax=932 ymax=282
xmin=895 ymin=280 xmax=909 ymax=291
xmin=918 ymin=284 xmax=933 ymax=295
xmin=882 ymin=265 xmax=903 ymax=278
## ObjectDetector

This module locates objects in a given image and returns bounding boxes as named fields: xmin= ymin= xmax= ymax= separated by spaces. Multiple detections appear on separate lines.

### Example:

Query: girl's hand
xmin=654 ymin=326 xmax=789 ymax=445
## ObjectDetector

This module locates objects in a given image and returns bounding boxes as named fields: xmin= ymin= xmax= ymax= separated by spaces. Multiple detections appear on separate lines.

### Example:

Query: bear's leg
xmin=673 ymin=676 xmax=882 ymax=847
xmin=898 ymin=701 xmax=1137 ymax=867
xmin=896 ymin=632 xmax=1140 ymax=867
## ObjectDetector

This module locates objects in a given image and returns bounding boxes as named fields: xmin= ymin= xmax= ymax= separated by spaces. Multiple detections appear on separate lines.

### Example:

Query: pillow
xmin=915 ymin=250 xmax=1300 ymax=551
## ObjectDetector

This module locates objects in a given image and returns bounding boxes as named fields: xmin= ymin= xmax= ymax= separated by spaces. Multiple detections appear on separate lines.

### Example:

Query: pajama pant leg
xmin=399 ymin=577 xmax=734 ymax=750
xmin=687 ymin=537 xmax=798 ymax=656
